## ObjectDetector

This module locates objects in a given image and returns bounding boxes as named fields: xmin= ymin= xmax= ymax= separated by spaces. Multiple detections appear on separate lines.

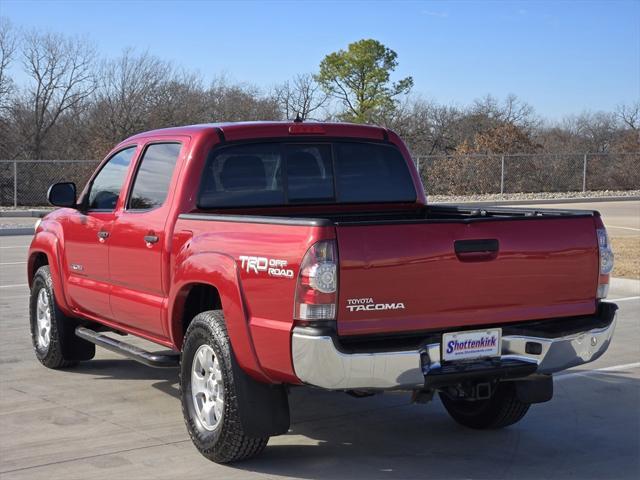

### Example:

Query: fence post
xmin=500 ymin=155 xmax=505 ymax=195
xmin=582 ymin=153 xmax=587 ymax=192
xmin=13 ymin=161 xmax=17 ymax=208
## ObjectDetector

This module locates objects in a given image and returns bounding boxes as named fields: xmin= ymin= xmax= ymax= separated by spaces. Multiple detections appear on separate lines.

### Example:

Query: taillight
xmin=596 ymin=225 xmax=614 ymax=299
xmin=288 ymin=124 xmax=325 ymax=135
xmin=597 ymin=229 xmax=614 ymax=275
xmin=294 ymin=240 xmax=337 ymax=322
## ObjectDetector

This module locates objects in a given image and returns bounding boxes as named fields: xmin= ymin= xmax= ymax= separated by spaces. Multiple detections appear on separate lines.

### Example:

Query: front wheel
xmin=439 ymin=381 xmax=530 ymax=429
xmin=29 ymin=266 xmax=95 ymax=369
xmin=180 ymin=311 xmax=269 ymax=463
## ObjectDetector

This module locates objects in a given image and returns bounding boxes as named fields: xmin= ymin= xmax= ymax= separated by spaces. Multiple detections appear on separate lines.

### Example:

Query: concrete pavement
xmin=517 ymin=201 xmax=640 ymax=237
xmin=1 ymin=215 xmax=639 ymax=479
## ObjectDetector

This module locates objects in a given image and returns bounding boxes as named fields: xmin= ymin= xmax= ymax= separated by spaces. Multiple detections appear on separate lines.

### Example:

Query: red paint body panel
xmin=61 ymin=210 xmax=114 ymax=319
xmin=170 ymin=218 xmax=335 ymax=382
xmin=335 ymin=217 xmax=599 ymax=336
xmin=28 ymin=121 xmax=604 ymax=386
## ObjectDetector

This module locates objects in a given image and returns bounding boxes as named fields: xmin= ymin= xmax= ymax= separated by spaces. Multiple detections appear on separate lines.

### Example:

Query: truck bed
xmin=182 ymin=205 xmax=600 ymax=337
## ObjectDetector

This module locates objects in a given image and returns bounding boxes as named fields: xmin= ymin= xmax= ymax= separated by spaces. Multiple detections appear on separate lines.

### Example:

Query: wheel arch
xmin=28 ymin=230 xmax=73 ymax=316
xmin=172 ymin=282 xmax=222 ymax=345
xmin=169 ymin=252 xmax=270 ymax=382
xmin=28 ymin=251 xmax=49 ymax=284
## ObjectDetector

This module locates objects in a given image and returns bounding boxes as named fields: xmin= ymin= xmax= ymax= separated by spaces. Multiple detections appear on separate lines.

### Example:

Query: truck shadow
xmin=239 ymin=372 xmax=640 ymax=480
xmin=70 ymin=361 xmax=639 ymax=479
xmin=72 ymin=359 xmax=180 ymax=398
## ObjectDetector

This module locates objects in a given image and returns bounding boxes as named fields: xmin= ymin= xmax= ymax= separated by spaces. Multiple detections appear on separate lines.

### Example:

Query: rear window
xmin=198 ymin=141 xmax=416 ymax=208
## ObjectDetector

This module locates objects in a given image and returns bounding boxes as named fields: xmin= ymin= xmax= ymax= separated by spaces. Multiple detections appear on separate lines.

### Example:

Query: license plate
xmin=442 ymin=328 xmax=502 ymax=362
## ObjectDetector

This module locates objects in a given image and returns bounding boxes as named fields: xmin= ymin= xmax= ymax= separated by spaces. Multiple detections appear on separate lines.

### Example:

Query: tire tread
xmin=30 ymin=266 xmax=93 ymax=369
xmin=180 ymin=311 xmax=269 ymax=463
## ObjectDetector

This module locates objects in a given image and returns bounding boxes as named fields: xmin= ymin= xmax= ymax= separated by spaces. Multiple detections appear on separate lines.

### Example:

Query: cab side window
xmin=127 ymin=143 xmax=181 ymax=210
xmin=87 ymin=147 xmax=136 ymax=210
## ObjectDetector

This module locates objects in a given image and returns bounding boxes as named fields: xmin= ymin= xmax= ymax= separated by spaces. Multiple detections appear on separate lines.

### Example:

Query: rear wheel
xmin=439 ymin=381 xmax=530 ymax=429
xmin=29 ymin=266 xmax=95 ymax=369
xmin=180 ymin=311 xmax=269 ymax=463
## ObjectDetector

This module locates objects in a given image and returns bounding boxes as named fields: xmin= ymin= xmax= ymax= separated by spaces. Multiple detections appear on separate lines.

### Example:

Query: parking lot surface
xmin=518 ymin=200 xmax=640 ymax=237
xmin=1 ymin=201 xmax=639 ymax=480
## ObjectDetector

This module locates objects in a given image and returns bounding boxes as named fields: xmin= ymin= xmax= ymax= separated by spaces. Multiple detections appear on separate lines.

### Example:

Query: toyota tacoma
xmin=28 ymin=121 xmax=617 ymax=463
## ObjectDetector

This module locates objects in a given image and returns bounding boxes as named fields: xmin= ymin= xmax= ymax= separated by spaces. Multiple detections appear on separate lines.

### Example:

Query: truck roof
xmin=122 ymin=121 xmax=390 ymax=145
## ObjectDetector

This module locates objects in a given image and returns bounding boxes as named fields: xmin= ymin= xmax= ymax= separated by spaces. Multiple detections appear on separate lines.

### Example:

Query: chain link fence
xmin=0 ymin=153 xmax=638 ymax=207
xmin=415 ymin=152 xmax=639 ymax=195
xmin=0 ymin=160 xmax=99 ymax=207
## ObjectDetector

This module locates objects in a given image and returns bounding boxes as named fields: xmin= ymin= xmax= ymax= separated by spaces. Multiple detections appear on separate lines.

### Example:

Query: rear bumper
xmin=291 ymin=303 xmax=618 ymax=390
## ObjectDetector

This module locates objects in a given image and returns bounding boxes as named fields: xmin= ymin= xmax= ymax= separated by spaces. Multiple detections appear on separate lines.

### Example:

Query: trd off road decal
xmin=346 ymin=298 xmax=405 ymax=312
xmin=239 ymin=255 xmax=294 ymax=278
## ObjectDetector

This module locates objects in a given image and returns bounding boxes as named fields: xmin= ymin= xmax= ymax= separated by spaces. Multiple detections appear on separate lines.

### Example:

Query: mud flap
xmin=231 ymin=357 xmax=290 ymax=437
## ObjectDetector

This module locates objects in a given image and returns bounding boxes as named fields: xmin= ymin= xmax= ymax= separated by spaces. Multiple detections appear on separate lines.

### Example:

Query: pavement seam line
xmin=611 ymin=296 xmax=640 ymax=302
xmin=607 ymin=225 xmax=640 ymax=232
xmin=0 ymin=439 xmax=191 ymax=474
xmin=555 ymin=362 xmax=640 ymax=381
xmin=11 ymin=385 xmax=191 ymax=452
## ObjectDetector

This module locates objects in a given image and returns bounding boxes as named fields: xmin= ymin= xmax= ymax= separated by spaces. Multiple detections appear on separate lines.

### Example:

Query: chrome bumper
xmin=291 ymin=308 xmax=617 ymax=391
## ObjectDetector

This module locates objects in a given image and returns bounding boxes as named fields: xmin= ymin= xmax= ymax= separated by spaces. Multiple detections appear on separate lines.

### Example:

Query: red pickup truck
xmin=28 ymin=121 xmax=617 ymax=463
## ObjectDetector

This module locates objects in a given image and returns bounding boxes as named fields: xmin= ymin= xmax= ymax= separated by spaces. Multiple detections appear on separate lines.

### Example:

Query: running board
xmin=75 ymin=326 xmax=180 ymax=368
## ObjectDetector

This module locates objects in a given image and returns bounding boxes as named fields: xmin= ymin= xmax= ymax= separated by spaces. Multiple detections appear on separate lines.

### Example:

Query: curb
xmin=431 ymin=196 xmax=640 ymax=206
xmin=610 ymin=277 xmax=640 ymax=297
xmin=0 ymin=227 xmax=34 ymax=236
xmin=0 ymin=210 xmax=50 ymax=218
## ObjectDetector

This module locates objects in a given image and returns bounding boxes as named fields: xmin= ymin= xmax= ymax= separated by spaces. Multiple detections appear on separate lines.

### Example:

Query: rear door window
xmin=198 ymin=141 xmax=416 ymax=208
xmin=128 ymin=143 xmax=181 ymax=210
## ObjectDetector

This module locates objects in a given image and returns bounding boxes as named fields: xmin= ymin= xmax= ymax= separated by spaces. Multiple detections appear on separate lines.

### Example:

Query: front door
xmin=63 ymin=146 xmax=137 ymax=320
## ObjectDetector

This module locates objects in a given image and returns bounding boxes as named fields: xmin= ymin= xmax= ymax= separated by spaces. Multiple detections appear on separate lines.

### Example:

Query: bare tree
xmin=616 ymin=102 xmax=640 ymax=130
xmin=15 ymin=30 xmax=96 ymax=158
xmin=91 ymin=48 xmax=172 ymax=151
xmin=149 ymin=70 xmax=209 ymax=127
xmin=275 ymin=73 xmax=328 ymax=120
xmin=472 ymin=94 xmax=538 ymax=130
xmin=563 ymin=111 xmax=619 ymax=153
xmin=0 ymin=17 xmax=17 ymax=110
xmin=206 ymin=75 xmax=281 ymax=122
xmin=383 ymin=98 xmax=463 ymax=155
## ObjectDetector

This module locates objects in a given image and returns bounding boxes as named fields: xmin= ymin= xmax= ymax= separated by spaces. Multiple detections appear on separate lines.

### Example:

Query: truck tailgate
xmin=335 ymin=216 xmax=599 ymax=336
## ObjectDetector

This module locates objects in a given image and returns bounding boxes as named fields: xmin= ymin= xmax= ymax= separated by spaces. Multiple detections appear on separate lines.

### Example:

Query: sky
xmin=2 ymin=0 xmax=639 ymax=120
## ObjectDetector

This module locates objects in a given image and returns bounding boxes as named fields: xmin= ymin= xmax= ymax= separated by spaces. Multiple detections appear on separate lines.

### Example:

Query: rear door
xmin=108 ymin=140 xmax=184 ymax=337
xmin=336 ymin=216 xmax=599 ymax=336
xmin=63 ymin=146 xmax=137 ymax=319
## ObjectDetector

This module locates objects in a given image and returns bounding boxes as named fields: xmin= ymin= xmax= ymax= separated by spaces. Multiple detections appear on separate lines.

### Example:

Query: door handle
xmin=144 ymin=235 xmax=159 ymax=244
xmin=454 ymin=239 xmax=499 ymax=262
xmin=97 ymin=231 xmax=109 ymax=240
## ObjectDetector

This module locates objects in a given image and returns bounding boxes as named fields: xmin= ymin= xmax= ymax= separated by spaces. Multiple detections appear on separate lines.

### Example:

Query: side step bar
xmin=75 ymin=326 xmax=180 ymax=368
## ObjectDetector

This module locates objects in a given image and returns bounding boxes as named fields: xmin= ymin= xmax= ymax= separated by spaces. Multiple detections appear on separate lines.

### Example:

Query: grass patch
xmin=611 ymin=236 xmax=640 ymax=279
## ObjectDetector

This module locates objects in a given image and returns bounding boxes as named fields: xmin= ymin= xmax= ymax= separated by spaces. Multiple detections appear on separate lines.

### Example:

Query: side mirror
xmin=47 ymin=182 xmax=77 ymax=208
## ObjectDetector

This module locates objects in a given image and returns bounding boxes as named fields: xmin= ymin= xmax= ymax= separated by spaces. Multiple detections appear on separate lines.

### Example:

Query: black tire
xmin=439 ymin=381 xmax=530 ymax=429
xmin=29 ymin=265 xmax=95 ymax=369
xmin=180 ymin=310 xmax=269 ymax=464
